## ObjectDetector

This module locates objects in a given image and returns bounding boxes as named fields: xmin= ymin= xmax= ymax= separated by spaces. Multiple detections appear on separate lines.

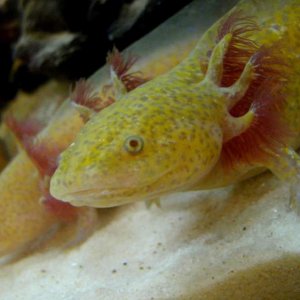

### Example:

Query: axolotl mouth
xmin=49 ymin=167 xmax=192 ymax=208
xmin=54 ymin=187 xmax=158 ymax=207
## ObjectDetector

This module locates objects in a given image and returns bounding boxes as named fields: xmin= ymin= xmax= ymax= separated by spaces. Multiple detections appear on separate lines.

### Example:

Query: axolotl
xmin=50 ymin=1 xmax=300 ymax=210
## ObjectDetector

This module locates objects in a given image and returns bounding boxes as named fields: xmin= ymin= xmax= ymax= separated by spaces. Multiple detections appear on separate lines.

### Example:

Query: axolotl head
xmin=50 ymin=32 xmax=257 ymax=207
xmin=50 ymin=83 xmax=223 ymax=207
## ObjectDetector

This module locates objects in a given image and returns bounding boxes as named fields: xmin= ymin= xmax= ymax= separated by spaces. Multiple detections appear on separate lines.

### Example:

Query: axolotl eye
xmin=124 ymin=135 xmax=144 ymax=154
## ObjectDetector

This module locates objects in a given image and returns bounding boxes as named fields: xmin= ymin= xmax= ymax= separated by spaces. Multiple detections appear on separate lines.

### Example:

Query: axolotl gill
xmin=50 ymin=4 xmax=300 ymax=210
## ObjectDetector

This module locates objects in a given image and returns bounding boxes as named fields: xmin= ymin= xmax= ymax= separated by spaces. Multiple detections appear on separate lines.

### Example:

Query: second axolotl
xmin=50 ymin=1 xmax=300 ymax=211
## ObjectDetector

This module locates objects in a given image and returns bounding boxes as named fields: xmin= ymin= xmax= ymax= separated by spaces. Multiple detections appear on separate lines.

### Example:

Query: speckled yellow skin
xmin=51 ymin=37 xmax=238 ymax=206
xmin=50 ymin=0 xmax=300 ymax=208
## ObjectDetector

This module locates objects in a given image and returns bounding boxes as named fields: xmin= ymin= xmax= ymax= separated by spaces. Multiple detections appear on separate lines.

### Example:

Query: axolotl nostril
xmin=50 ymin=3 xmax=300 ymax=210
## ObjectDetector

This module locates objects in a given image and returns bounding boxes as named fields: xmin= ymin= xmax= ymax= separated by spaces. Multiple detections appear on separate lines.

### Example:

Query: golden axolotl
xmin=50 ymin=1 xmax=300 ymax=210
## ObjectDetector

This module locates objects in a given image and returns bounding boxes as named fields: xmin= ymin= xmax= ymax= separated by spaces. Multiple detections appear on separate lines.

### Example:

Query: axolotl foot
xmin=263 ymin=147 xmax=300 ymax=215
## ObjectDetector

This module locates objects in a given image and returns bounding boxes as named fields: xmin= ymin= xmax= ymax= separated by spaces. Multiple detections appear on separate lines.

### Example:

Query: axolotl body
xmin=50 ymin=1 xmax=300 ymax=210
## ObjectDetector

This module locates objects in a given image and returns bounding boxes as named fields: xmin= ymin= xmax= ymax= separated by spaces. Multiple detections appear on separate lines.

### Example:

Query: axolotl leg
xmin=196 ymin=20 xmax=300 ymax=214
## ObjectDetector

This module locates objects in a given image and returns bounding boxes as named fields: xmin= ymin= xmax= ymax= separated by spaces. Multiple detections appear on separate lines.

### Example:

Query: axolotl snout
xmin=50 ymin=6 xmax=300 ymax=209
